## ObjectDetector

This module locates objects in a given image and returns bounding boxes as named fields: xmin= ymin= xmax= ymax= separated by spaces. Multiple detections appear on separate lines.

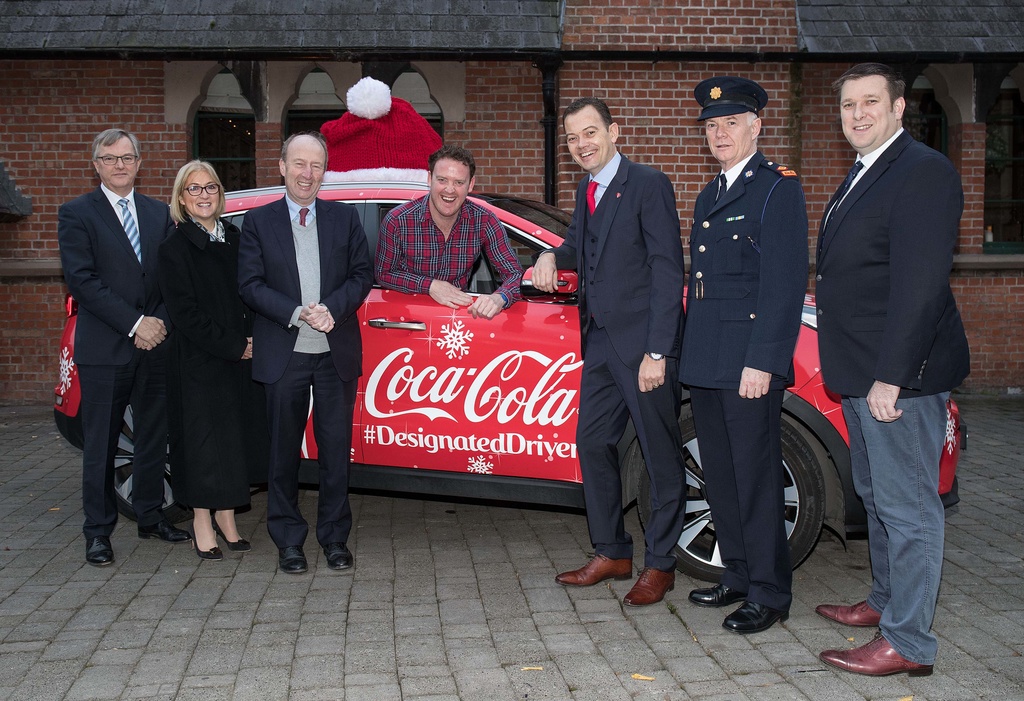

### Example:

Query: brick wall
xmin=441 ymin=62 xmax=547 ymax=200
xmin=562 ymin=0 xmax=799 ymax=51
xmin=0 ymin=60 xmax=187 ymax=403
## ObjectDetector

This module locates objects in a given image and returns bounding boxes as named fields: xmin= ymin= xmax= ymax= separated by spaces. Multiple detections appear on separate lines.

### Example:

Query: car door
xmin=353 ymin=206 xmax=584 ymax=484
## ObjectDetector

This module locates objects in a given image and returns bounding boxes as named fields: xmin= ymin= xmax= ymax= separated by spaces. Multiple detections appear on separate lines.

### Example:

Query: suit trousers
xmin=77 ymin=345 xmax=168 ymax=537
xmin=265 ymin=351 xmax=355 ymax=549
xmin=842 ymin=392 xmax=949 ymax=665
xmin=576 ymin=326 xmax=686 ymax=572
xmin=690 ymin=387 xmax=792 ymax=611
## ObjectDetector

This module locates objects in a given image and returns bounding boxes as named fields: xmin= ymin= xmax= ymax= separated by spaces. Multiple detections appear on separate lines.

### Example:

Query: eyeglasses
xmin=95 ymin=154 xmax=138 ymax=166
xmin=185 ymin=184 xmax=221 ymax=196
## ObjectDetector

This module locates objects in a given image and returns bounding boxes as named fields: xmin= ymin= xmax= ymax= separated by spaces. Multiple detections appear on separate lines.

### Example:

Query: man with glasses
xmin=58 ymin=128 xmax=190 ymax=567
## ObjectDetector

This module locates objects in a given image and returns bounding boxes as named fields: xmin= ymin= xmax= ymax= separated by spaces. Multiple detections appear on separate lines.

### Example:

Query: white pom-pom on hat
xmin=346 ymin=77 xmax=392 ymax=120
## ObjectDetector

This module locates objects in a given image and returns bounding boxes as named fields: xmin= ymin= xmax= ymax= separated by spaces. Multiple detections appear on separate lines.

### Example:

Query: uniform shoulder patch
xmin=771 ymin=163 xmax=799 ymax=177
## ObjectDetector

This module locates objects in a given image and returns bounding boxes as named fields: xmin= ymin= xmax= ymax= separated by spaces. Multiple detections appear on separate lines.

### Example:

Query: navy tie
xmin=825 ymin=161 xmax=863 ymax=230
xmin=715 ymin=173 xmax=727 ymax=203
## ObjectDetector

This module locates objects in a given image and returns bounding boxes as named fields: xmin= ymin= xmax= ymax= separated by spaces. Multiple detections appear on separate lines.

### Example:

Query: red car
xmin=53 ymin=181 xmax=963 ymax=581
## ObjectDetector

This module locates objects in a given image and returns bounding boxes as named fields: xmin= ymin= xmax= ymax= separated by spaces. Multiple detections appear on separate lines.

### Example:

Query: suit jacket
xmin=237 ymin=196 xmax=373 ymax=385
xmin=58 ymin=187 xmax=174 ymax=365
xmin=816 ymin=130 xmax=970 ymax=398
xmin=680 ymin=152 xmax=809 ymax=390
xmin=549 ymin=156 xmax=685 ymax=366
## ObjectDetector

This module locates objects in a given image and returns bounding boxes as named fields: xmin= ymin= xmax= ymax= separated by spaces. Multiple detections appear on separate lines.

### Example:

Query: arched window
xmin=193 ymin=69 xmax=256 ymax=191
xmin=904 ymin=75 xmax=948 ymax=154
xmin=985 ymin=77 xmax=1024 ymax=251
xmin=393 ymin=70 xmax=443 ymax=138
xmin=286 ymin=68 xmax=345 ymax=138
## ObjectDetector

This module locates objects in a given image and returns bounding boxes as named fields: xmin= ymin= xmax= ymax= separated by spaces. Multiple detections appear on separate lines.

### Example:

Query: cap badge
xmin=710 ymin=86 xmax=722 ymax=100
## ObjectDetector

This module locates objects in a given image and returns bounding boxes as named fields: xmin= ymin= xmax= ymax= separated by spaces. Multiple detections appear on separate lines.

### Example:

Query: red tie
xmin=587 ymin=180 xmax=598 ymax=215
xmin=299 ymin=207 xmax=309 ymax=227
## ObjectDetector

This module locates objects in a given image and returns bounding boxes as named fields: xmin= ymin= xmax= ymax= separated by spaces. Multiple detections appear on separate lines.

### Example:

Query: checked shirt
xmin=375 ymin=195 xmax=523 ymax=304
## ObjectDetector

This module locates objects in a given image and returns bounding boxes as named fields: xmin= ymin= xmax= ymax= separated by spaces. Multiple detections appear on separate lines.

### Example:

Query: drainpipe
xmin=535 ymin=57 xmax=562 ymax=206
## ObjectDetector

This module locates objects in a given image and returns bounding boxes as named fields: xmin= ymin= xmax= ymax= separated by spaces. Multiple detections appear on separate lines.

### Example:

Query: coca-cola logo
xmin=365 ymin=348 xmax=583 ymax=427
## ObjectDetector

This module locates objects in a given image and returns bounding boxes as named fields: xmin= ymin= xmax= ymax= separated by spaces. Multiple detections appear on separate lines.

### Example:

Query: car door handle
xmin=367 ymin=318 xmax=428 ymax=331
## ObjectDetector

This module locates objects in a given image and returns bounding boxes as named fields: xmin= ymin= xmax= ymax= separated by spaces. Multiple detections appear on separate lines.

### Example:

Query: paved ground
xmin=0 ymin=396 xmax=1022 ymax=701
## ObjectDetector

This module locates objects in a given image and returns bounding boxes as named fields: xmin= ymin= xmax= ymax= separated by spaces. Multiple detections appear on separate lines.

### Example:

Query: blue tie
xmin=117 ymin=198 xmax=142 ymax=264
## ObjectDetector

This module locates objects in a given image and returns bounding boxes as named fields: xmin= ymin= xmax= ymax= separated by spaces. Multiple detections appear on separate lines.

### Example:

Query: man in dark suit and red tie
xmin=58 ymin=128 xmax=190 ymax=567
xmin=533 ymin=97 xmax=687 ymax=607
xmin=681 ymin=77 xmax=809 ymax=635
xmin=238 ymin=132 xmax=373 ymax=575
xmin=814 ymin=63 xmax=970 ymax=677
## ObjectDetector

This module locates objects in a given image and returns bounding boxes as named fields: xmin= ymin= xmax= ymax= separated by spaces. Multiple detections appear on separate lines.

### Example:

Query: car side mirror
xmin=521 ymin=266 xmax=579 ymax=296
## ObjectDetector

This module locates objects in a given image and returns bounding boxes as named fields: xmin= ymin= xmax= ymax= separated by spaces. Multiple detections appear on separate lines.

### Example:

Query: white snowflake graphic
xmin=58 ymin=346 xmax=75 ymax=393
xmin=944 ymin=412 xmax=957 ymax=454
xmin=467 ymin=455 xmax=493 ymax=475
xmin=436 ymin=319 xmax=473 ymax=359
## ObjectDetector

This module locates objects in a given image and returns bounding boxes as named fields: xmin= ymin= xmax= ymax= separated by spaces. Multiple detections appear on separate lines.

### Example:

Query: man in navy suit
xmin=815 ymin=64 xmax=970 ymax=677
xmin=58 ymin=128 xmax=190 ymax=567
xmin=681 ymin=78 xmax=809 ymax=634
xmin=534 ymin=97 xmax=687 ymax=607
xmin=238 ymin=133 xmax=373 ymax=574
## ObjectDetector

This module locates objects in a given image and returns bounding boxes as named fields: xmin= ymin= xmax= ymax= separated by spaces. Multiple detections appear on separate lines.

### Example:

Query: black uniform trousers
xmin=78 ymin=344 xmax=169 ymax=538
xmin=264 ymin=350 xmax=355 ymax=550
xmin=689 ymin=386 xmax=792 ymax=611
xmin=577 ymin=325 xmax=687 ymax=572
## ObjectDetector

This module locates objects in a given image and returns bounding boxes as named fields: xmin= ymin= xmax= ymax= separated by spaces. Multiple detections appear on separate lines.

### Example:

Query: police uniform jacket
xmin=680 ymin=151 xmax=808 ymax=390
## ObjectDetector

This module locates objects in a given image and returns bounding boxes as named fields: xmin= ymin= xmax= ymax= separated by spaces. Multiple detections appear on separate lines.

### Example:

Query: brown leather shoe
xmin=820 ymin=633 xmax=933 ymax=677
xmin=623 ymin=567 xmax=675 ymax=606
xmin=816 ymin=600 xmax=881 ymax=627
xmin=555 ymin=555 xmax=632 ymax=586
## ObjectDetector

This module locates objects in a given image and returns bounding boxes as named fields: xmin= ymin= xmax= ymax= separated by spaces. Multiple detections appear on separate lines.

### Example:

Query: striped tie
xmin=117 ymin=198 xmax=142 ymax=264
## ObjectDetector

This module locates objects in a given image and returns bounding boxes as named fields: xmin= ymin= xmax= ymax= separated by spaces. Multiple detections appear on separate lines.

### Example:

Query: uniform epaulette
xmin=764 ymin=160 xmax=798 ymax=178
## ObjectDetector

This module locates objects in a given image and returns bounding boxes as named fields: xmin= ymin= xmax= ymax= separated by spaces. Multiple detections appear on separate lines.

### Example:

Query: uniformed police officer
xmin=681 ymin=77 xmax=809 ymax=634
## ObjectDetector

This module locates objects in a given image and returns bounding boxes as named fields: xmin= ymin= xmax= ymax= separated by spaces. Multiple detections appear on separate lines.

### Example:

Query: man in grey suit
xmin=58 ymin=128 xmax=190 ymax=567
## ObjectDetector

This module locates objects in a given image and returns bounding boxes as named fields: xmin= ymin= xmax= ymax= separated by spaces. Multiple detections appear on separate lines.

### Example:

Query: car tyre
xmin=635 ymin=402 xmax=826 ymax=582
xmin=56 ymin=405 xmax=189 ymax=524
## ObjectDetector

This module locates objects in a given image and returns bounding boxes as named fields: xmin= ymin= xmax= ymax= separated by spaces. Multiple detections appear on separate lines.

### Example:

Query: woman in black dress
xmin=159 ymin=160 xmax=268 ymax=559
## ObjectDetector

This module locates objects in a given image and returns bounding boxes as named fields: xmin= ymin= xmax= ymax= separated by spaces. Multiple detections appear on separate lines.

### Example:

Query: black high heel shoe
xmin=212 ymin=522 xmax=252 ymax=552
xmin=191 ymin=529 xmax=223 ymax=561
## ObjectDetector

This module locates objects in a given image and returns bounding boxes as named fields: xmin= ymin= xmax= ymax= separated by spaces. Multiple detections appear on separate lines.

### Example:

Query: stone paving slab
xmin=0 ymin=397 xmax=1023 ymax=700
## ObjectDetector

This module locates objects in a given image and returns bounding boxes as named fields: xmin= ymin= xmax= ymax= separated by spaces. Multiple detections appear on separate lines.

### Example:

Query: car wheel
xmin=635 ymin=402 xmax=826 ymax=582
xmin=113 ymin=405 xmax=189 ymax=524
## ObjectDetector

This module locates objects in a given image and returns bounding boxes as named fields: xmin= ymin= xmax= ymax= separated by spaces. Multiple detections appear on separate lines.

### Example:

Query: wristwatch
xmin=647 ymin=352 xmax=664 ymax=361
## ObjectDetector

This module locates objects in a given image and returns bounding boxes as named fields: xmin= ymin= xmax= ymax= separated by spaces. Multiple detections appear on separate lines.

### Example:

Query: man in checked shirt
xmin=375 ymin=144 xmax=523 ymax=319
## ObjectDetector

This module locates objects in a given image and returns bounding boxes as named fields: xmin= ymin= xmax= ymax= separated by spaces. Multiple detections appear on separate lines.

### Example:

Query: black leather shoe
xmin=138 ymin=520 xmax=191 ymax=543
xmin=322 ymin=542 xmax=353 ymax=570
xmin=689 ymin=583 xmax=747 ymax=608
xmin=85 ymin=536 xmax=114 ymax=567
xmin=723 ymin=601 xmax=789 ymax=634
xmin=278 ymin=546 xmax=308 ymax=574
xmin=212 ymin=522 xmax=251 ymax=552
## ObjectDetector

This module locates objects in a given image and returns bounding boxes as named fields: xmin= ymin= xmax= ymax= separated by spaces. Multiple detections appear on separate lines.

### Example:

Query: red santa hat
xmin=321 ymin=76 xmax=443 ymax=183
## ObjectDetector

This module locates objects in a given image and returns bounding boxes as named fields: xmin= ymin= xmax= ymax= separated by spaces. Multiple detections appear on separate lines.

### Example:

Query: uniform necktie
xmin=117 ymin=198 xmax=142 ymax=264
xmin=586 ymin=180 xmax=598 ymax=215
xmin=825 ymin=161 xmax=863 ymax=229
xmin=715 ymin=173 xmax=727 ymax=203
xmin=299 ymin=207 xmax=309 ymax=227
